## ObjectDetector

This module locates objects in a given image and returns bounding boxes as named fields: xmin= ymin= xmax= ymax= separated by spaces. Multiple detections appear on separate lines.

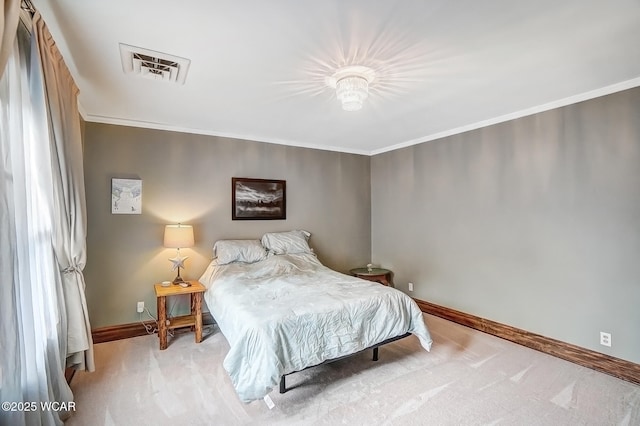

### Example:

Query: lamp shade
xmin=163 ymin=224 xmax=194 ymax=248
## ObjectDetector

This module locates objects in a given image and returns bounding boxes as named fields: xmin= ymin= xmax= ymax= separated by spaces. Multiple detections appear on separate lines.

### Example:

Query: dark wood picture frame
xmin=232 ymin=177 xmax=286 ymax=220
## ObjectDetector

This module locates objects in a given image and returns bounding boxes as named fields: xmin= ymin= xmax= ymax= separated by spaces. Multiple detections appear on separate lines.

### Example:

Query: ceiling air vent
xmin=119 ymin=44 xmax=190 ymax=84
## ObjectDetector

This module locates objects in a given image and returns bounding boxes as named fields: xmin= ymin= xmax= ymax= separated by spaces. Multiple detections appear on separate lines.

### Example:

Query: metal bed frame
xmin=279 ymin=332 xmax=411 ymax=393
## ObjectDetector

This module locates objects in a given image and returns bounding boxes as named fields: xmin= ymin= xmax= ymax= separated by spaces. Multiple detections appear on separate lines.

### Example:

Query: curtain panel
xmin=32 ymin=12 xmax=94 ymax=372
xmin=0 ymin=6 xmax=22 ymax=424
xmin=0 ymin=17 xmax=73 ymax=426
xmin=0 ymin=8 xmax=94 ymax=426
xmin=0 ymin=0 xmax=20 ymax=73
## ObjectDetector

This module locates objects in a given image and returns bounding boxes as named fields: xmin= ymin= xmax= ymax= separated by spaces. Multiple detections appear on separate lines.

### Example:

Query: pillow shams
xmin=214 ymin=239 xmax=267 ymax=265
xmin=261 ymin=230 xmax=312 ymax=255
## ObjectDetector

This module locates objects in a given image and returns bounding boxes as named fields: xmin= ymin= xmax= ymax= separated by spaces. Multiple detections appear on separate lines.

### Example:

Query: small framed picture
xmin=111 ymin=178 xmax=142 ymax=214
xmin=232 ymin=177 xmax=286 ymax=220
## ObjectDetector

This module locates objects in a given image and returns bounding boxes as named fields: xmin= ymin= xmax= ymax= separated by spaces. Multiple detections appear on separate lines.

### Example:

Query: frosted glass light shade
xmin=335 ymin=75 xmax=369 ymax=111
xmin=163 ymin=224 xmax=194 ymax=248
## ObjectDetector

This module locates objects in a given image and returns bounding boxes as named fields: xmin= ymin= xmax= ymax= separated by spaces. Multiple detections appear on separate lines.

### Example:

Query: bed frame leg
xmin=280 ymin=375 xmax=287 ymax=393
xmin=372 ymin=347 xmax=379 ymax=361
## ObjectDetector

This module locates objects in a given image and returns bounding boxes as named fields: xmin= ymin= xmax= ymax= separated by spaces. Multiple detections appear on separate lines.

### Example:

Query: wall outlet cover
xmin=600 ymin=332 xmax=611 ymax=347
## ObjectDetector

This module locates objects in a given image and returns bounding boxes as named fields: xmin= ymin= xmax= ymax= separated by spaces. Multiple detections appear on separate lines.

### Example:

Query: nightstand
xmin=154 ymin=280 xmax=206 ymax=350
xmin=350 ymin=267 xmax=393 ymax=286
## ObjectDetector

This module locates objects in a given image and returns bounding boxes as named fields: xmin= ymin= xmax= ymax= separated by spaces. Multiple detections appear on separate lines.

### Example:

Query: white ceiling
xmin=33 ymin=0 xmax=640 ymax=155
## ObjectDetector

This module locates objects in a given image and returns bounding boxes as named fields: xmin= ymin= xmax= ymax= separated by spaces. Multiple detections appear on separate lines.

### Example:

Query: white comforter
xmin=199 ymin=253 xmax=432 ymax=402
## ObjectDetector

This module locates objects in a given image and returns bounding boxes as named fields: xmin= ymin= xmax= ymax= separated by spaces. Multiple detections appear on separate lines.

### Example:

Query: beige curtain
xmin=33 ymin=12 xmax=95 ymax=372
xmin=0 ymin=0 xmax=20 ymax=75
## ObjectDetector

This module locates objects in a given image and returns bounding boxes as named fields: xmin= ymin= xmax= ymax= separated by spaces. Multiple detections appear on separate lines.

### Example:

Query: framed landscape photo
xmin=111 ymin=178 xmax=142 ymax=214
xmin=232 ymin=177 xmax=286 ymax=220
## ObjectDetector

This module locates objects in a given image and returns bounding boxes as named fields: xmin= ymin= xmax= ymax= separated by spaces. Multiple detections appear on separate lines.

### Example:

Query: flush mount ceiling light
xmin=326 ymin=66 xmax=376 ymax=111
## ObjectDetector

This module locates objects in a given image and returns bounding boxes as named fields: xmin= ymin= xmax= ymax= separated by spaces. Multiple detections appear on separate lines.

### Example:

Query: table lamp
xmin=164 ymin=224 xmax=194 ymax=284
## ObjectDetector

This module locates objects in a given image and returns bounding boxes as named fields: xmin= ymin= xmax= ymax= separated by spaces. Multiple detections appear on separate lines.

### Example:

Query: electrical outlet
xmin=408 ymin=282 xmax=414 ymax=292
xmin=600 ymin=332 xmax=611 ymax=347
xmin=137 ymin=301 xmax=144 ymax=313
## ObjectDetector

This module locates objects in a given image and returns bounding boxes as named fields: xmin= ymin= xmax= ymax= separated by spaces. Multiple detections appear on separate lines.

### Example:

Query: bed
xmin=198 ymin=231 xmax=433 ymax=403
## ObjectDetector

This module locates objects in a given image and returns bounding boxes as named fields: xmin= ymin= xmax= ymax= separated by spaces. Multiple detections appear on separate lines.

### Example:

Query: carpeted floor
xmin=67 ymin=314 xmax=640 ymax=425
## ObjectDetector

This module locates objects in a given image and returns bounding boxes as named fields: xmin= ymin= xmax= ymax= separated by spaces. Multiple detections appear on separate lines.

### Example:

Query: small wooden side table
xmin=154 ymin=280 xmax=206 ymax=350
xmin=349 ymin=267 xmax=393 ymax=286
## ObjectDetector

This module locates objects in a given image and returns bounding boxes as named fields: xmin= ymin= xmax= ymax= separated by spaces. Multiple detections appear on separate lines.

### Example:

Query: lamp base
xmin=172 ymin=264 xmax=186 ymax=284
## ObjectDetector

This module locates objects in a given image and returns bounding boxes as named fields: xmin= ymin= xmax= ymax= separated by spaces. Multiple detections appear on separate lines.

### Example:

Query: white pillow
xmin=261 ymin=230 xmax=312 ymax=255
xmin=213 ymin=239 xmax=267 ymax=265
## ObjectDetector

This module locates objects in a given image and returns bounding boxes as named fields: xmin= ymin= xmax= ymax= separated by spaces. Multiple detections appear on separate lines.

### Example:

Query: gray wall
xmin=84 ymin=123 xmax=371 ymax=328
xmin=371 ymin=88 xmax=640 ymax=364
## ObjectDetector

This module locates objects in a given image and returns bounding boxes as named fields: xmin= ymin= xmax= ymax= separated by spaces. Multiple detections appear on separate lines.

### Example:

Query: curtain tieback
xmin=62 ymin=266 xmax=78 ymax=274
